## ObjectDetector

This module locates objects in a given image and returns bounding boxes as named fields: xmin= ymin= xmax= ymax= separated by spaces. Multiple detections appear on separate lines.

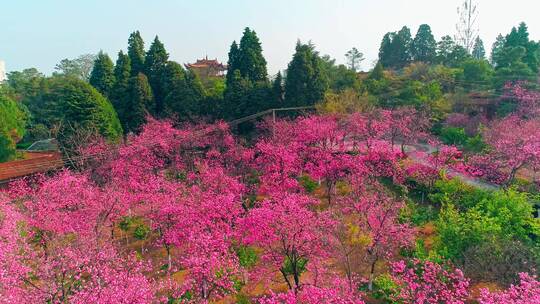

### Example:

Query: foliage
xmin=345 ymin=47 xmax=364 ymax=72
xmin=0 ymin=91 xmax=27 ymax=161
xmin=89 ymin=51 xmax=115 ymax=98
xmin=54 ymin=54 xmax=97 ymax=81
xmin=128 ymin=30 xmax=146 ymax=76
xmin=284 ymin=41 xmax=329 ymax=107
xmin=472 ymin=37 xmax=486 ymax=59
xmin=124 ymin=73 xmax=153 ymax=133
xmin=378 ymin=26 xmax=412 ymax=69
xmin=321 ymin=55 xmax=360 ymax=92
xmin=371 ymin=273 xmax=399 ymax=301
xmin=144 ymin=35 xmax=169 ymax=115
xmin=411 ymin=24 xmax=437 ymax=63
xmin=461 ymin=239 xmax=540 ymax=286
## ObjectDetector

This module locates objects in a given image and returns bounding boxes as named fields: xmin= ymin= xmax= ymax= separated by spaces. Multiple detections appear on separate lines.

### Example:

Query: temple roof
xmin=186 ymin=56 xmax=227 ymax=70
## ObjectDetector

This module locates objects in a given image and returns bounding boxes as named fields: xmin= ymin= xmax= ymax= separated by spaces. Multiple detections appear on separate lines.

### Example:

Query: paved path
xmin=402 ymin=142 xmax=499 ymax=191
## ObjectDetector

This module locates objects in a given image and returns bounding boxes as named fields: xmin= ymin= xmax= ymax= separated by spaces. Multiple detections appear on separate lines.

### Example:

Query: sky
xmin=1 ymin=0 xmax=539 ymax=75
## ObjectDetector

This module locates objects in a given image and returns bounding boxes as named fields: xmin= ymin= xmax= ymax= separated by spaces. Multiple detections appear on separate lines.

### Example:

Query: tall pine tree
xmin=225 ymin=41 xmax=240 ymax=86
xmin=125 ymin=73 xmax=153 ymax=133
xmin=127 ymin=31 xmax=145 ymax=76
xmin=284 ymin=41 xmax=328 ymax=107
xmin=472 ymin=36 xmax=486 ymax=59
xmin=144 ymin=36 xmax=169 ymax=115
xmin=378 ymin=26 xmax=412 ymax=69
xmin=490 ymin=34 xmax=505 ymax=66
xmin=162 ymin=61 xmax=205 ymax=121
xmin=503 ymin=22 xmax=539 ymax=73
xmin=223 ymin=28 xmax=271 ymax=119
xmin=111 ymin=51 xmax=131 ymax=130
xmin=411 ymin=24 xmax=437 ymax=63
xmin=238 ymin=27 xmax=268 ymax=82
xmin=272 ymin=71 xmax=284 ymax=107
xmin=223 ymin=70 xmax=252 ymax=119
xmin=89 ymin=51 xmax=115 ymax=98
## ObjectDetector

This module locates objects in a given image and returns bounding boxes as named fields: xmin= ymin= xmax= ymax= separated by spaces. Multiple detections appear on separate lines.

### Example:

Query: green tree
xmin=490 ymin=34 xmax=506 ymax=66
xmin=160 ymin=61 xmax=186 ymax=94
xmin=54 ymin=54 xmax=97 ymax=81
xmin=36 ymin=77 xmax=123 ymax=146
xmin=369 ymin=62 xmax=385 ymax=80
xmin=125 ymin=73 xmax=153 ymax=133
xmin=320 ymin=55 xmax=359 ymax=92
xmin=378 ymin=26 xmax=413 ymax=69
xmin=471 ymin=36 xmax=486 ymax=59
xmin=378 ymin=33 xmax=394 ymax=68
xmin=271 ymin=71 xmax=284 ymax=106
xmin=411 ymin=24 xmax=437 ymax=63
xmin=436 ymin=36 xmax=456 ymax=65
xmin=144 ymin=36 xmax=169 ymax=115
xmin=460 ymin=59 xmax=493 ymax=90
xmin=237 ymin=27 xmax=268 ymax=82
xmin=110 ymin=51 xmax=132 ymax=130
xmin=127 ymin=31 xmax=146 ymax=76
xmin=163 ymin=68 xmax=205 ymax=121
xmin=89 ymin=51 xmax=115 ymax=98
xmin=223 ymin=70 xmax=252 ymax=119
xmin=436 ymin=204 xmax=502 ymax=260
xmin=284 ymin=41 xmax=329 ymax=107
xmin=6 ymin=68 xmax=44 ymax=97
xmin=225 ymin=41 xmax=240 ymax=86
xmin=0 ymin=91 xmax=27 ymax=162
xmin=345 ymin=47 xmax=364 ymax=71
xmin=503 ymin=22 xmax=539 ymax=73
xmin=223 ymin=29 xmax=272 ymax=119
xmin=494 ymin=46 xmax=536 ymax=87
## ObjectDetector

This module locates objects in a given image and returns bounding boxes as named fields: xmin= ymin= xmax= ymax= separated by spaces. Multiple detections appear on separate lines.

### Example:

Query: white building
xmin=0 ymin=60 xmax=5 ymax=82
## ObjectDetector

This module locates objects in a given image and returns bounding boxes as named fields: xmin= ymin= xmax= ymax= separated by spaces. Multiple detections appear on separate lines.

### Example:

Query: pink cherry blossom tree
xmin=341 ymin=181 xmax=415 ymax=290
xmin=258 ymin=277 xmax=365 ymax=304
xmin=241 ymin=193 xmax=335 ymax=291
xmin=390 ymin=259 xmax=470 ymax=304
xmin=478 ymin=273 xmax=540 ymax=304
xmin=469 ymin=115 xmax=540 ymax=186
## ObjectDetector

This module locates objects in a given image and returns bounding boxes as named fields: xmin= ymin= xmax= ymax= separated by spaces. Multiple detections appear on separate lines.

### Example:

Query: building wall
xmin=0 ymin=60 xmax=6 ymax=82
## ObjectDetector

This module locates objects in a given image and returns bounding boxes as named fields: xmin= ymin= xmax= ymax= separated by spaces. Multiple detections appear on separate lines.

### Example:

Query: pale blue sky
xmin=1 ymin=0 xmax=539 ymax=75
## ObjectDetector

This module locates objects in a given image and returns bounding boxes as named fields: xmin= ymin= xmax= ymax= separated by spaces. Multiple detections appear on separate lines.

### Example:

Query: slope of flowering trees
xmin=1 ymin=105 xmax=539 ymax=303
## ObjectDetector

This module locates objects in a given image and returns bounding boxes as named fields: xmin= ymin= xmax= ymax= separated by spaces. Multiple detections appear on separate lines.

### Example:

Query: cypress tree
xmin=272 ymin=71 xmax=284 ymax=106
xmin=225 ymin=41 xmax=240 ymax=86
xmin=378 ymin=33 xmax=393 ymax=68
xmin=436 ymin=35 xmax=456 ymax=65
xmin=164 ymin=69 xmax=205 ymax=121
xmin=368 ymin=62 xmax=385 ymax=80
xmin=111 ymin=51 xmax=131 ymax=129
xmin=125 ymin=73 xmax=153 ymax=133
xmin=161 ymin=61 xmax=186 ymax=96
xmin=127 ymin=31 xmax=145 ymax=76
xmin=411 ymin=24 xmax=437 ymax=63
xmin=505 ymin=23 xmax=530 ymax=49
xmin=472 ymin=37 xmax=486 ymax=60
xmin=238 ymin=27 xmax=268 ymax=82
xmin=89 ymin=51 xmax=115 ymax=98
xmin=395 ymin=26 xmax=413 ymax=67
xmin=378 ymin=26 xmax=412 ymax=69
xmin=144 ymin=36 xmax=169 ymax=115
xmin=284 ymin=41 xmax=328 ymax=107
xmin=503 ymin=22 xmax=539 ymax=73
xmin=223 ymin=70 xmax=252 ymax=119
xmin=490 ymin=34 xmax=506 ymax=67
